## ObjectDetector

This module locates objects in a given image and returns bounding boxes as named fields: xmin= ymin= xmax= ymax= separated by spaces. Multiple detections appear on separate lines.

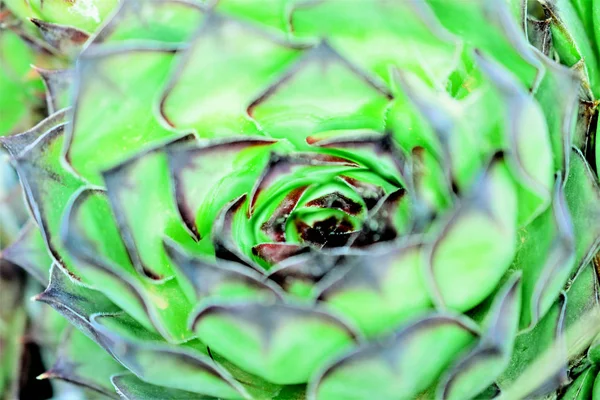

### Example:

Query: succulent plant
xmin=1 ymin=1 xmax=122 ymax=398
xmin=2 ymin=0 xmax=600 ymax=399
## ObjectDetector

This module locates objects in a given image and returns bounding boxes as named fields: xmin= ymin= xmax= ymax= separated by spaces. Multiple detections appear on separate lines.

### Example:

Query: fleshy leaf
xmin=164 ymin=239 xmax=284 ymax=303
xmin=35 ymin=67 xmax=73 ymax=114
xmin=426 ymin=0 xmax=541 ymax=87
xmin=252 ymin=243 xmax=307 ymax=265
xmin=67 ymin=44 xmax=182 ymax=184
xmin=41 ymin=327 xmax=124 ymax=399
xmin=266 ymin=251 xmax=340 ymax=298
xmin=102 ymin=141 xmax=200 ymax=280
xmin=426 ymin=155 xmax=517 ymax=311
xmin=310 ymin=314 xmax=479 ymax=400
xmin=248 ymin=42 xmax=391 ymax=147
xmin=160 ymin=13 xmax=303 ymax=137
xmin=514 ymin=177 xmax=575 ymax=329
xmin=560 ymin=367 xmax=597 ymax=400
xmin=61 ymin=187 xmax=194 ymax=342
xmin=533 ymin=52 xmax=579 ymax=172
xmin=0 ymin=107 xmax=70 ymax=158
xmin=167 ymin=137 xmax=275 ymax=240
xmin=36 ymin=264 xmax=122 ymax=350
xmin=0 ymin=28 xmax=44 ymax=135
xmin=191 ymin=302 xmax=358 ymax=384
xmin=30 ymin=18 xmax=89 ymax=58
xmin=290 ymin=0 xmax=458 ymax=86
xmin=1 ymin=122 xmax=86 ymax=276
xmin=1 ymin=222 xmax=52 ymax=286
xmin=94 ymin=0 xmax=205 ymax=44
xmin=564 ymin=149 xmax=600 ymax=270
xmin=317 ymin=244 xmax=433 ymax=337
xmin=111 ymin=372 xmax=210 ymax=400
xmin=392 ymin=69 xmax=482 ymax=191
xmin=8 ymin=0 xmax=118 ymax=33
xmin=437 ymin=273 xmax=522 ymax=400
xmin=541 ymin=0 xmax=600 ymax=98
xmin=477 ymin=53 xmax=553 ymax=226
xmin=496 ymin=295 xmax=568 ymax=394
xmin=91 ymin=313 xmax=252 ymax=400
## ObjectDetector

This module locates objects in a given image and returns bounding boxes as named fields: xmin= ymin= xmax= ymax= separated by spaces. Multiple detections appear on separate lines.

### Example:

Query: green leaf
xmin=532 ymin=53 xmax=579 ymax=172
xmin=36 ymin=264 xmax=122 ymax=349
xmin=192 ymin=302 xmax=358 ymax=384
xmin=290 ymin=0 xmax=458 ymax=86
xmin=248 ymin=42 xmax=391 ymax=148
xmin=513 ymin=177 xmax=574 ymax=329
xmin=94 ymin=0 xmax=205 ymax=44
xmin=426 ymin=155 xmax=517 ymax=311
xmin=67 ymin=44 xmax=182 ymax=184
xmin=317 ymin=243 xmax=433 ymax=337
xmin=0 ymin=29 xmax=44 ymax=135
xmin=62 ymin=187 xmax=194 ymax=342
xmin=1 ymin=222 xmax=52 ymax=286
xmin=102 ymin=140 xmax=201 ymax=282
xmin=6 ymin=0 xmax=118 ymax=33
xmin=496 ymin=295 xmax=568 ymax=394
xmin=594 ymin=370 xmax=600 ymax=399
xmin=41 ymin=327 xmax=124 ymax=399
xmin=561 ymin=367 xmax=597 ymax=400
xmin=437 ymin=273 xmax=522 ymax=400
xmin=92 ymin=313 xmax=252 ymax=399
xmin=1 ymin=121 xmax=86 ymax=277
xmin=477 ymin=53 xmax=553 ymax=226
xmin=564 ymin=149 xmax=600 ymax=270
xmin=564 ymin=264 xmax=599 ymax=333
xmin=164 ymin=239 xmax=284 ymax=303
xmin=167 ymin=137 xmax=276 ymax=240
xmin=30 ymin=18 xmax=89 ymax=58
xmin=159 ymin=14 xmax=302 ymax=138
xmin=36 ymin=68 xmax=73 ymax=114
xmin=542 ymin=0 xmax=600 ymax=98
xmin=111 ymin=372 xmax=210 ymax=400
xmin=392 ymin=69 xmax=483 ymax=191
xmin=310 ymin=314 xmax=479 ymax=400
xmin=426 ymin=0 xmax=541 ymax=87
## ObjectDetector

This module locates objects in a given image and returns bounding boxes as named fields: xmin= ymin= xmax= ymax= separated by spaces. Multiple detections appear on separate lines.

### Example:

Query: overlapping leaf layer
xmin=2 ymin=0 xmax=600 ymax=399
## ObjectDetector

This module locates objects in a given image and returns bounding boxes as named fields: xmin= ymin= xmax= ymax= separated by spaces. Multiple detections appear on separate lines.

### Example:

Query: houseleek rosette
xmin=2 ymin=0 xmax=600 ymax=399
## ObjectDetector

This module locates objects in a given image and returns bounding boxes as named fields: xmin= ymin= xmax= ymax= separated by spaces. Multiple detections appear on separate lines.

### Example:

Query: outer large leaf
xmin=565 ymin=150 xmax=600 ymax=271
xmin=425 ymin=155 xmax=517 ymax=311
xmin=310 ymin=314 xmax=479 ymax=400
xmin=426 ymin=0 xmax=542 ymax=87
xmin=192 ymin=302 xmax=359 ymax=384
xmin=102 ymin=139 xmax=201 ymax=282
xmin=111 ymin=372 xmax=211 ymax=400
xmin=159 ymin=14 xmax=303 ymax=137
xmin=61 ymin=187 xmax=194 ymax=342
xmin=513 ymin=176 xmax=575 ymax=329
xmin=94 ymin=0 xmax=205 ymax=44
xmin=66 ymin=44 xmax=182 ymax=184
xmin=288 ymin=0 xmax=458 ymax=86
xmin=91 ymin=313 xmax=253 ymax=400
xmin=317 ymin=243 xmax=433 ymax=337
xmin=437 ymin=274 xmax=522 ymax=400
xmin=40 ymin=327 xmax=124 ymax=399
xmin=1 ymin=221 xmax=52 ymax=286
xmin=247 ymin=42 xmax=391 ymax=147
